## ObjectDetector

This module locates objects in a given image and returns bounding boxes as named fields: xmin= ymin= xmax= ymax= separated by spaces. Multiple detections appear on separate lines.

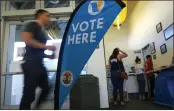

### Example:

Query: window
xmin=75 ymin=0 xmax=82 ymax=7
xmin=8 ymin=0 xmax=36 ymax=11
xmin=44 ymin=0 xmax=70 ymax=8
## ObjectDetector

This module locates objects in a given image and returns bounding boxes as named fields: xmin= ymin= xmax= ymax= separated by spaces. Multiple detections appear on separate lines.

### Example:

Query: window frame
xmin=1 ymin=1 xmax=75 ymax=17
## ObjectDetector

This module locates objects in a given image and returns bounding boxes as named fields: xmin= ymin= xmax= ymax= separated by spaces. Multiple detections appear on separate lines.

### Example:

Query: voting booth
xmin=154 ymin=68 xmax=174 ymax=107
xmin=70 ymin=75 xmax=100 ymax=109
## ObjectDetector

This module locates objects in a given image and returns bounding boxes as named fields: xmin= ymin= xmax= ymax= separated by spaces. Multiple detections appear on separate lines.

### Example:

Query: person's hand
xmin=45 ymin=45 xmax=56 ymax=51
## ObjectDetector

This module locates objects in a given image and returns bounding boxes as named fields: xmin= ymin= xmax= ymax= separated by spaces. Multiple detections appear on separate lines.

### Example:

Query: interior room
xmin=0 ymin=0 xmax=173 ymax=110
xmin=104 ymin=1 xmax=174 ymax=109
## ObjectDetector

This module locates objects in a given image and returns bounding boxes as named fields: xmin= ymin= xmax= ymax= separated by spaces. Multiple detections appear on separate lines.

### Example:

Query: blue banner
xmin=55 ymin=0 xmax=125 ymax=109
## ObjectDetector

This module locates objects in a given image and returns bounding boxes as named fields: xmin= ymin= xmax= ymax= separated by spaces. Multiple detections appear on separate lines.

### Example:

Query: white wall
xmin=128 ymin=1 xmax=174 ymax=67
xmin=104 ymin=23 xmax=137 ymax=71
xmin=104 ymin=1 xmax=173 ymax=68
xmin=103 ymin=1 xmax=143 ymax=68
xmin=87 ymin=39 xmax=109 ymax=108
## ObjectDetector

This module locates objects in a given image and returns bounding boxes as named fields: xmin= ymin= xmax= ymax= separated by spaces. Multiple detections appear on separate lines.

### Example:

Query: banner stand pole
xmin=54 ymin=72 xmax=60 ymax=109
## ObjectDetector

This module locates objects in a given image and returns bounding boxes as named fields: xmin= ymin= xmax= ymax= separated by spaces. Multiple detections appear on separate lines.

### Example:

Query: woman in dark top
xmin=109 ymin=48 xmax=128 ymax=106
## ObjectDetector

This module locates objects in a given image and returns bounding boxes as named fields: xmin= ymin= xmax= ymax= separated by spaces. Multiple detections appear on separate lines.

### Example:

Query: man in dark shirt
xmin=20 ymin=9 xmax=56 ymax=110
xmin=145 ymin=55 xmax=155 ymax=99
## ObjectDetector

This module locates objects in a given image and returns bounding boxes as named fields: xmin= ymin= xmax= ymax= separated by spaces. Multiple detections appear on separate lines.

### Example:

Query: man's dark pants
xmin=147 ymin=76 xmax=155 ymax=98
xmin=19 ymin=62 xmax=50 ymax=110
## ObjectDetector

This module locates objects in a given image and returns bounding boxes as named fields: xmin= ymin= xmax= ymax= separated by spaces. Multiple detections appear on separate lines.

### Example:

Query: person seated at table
xmin=135 ymin=57 xmax=146 ymax=100
xmin=145 ymin=55 xmax=155 ymax=99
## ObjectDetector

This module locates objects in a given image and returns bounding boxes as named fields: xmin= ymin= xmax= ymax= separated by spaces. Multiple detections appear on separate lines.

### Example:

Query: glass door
xmin=1 ymin=18 xmax=70 ymax=110
xmin=1 ymin=21 xmax=22 ymax=110
xmin=1 ymin=17 xmax=88 ymax=109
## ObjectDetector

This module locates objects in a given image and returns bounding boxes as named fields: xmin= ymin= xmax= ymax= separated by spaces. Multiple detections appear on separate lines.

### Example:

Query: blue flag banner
xmin=54 ymin=0 xmax=125 ymax=109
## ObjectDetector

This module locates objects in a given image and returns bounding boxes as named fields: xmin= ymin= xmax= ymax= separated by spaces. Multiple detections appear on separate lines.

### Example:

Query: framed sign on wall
xmin=150 ymin=42 xmax=156 ymax=54
xmin=153 ymin=54 xmax=157 ymax=60
xmin=156 ymin=22 xmax=162 ymax=33
xmin=163 ymin=23 xmax=174 ymax=40
xmin=160 ymin=44 xmax=167 ymax=54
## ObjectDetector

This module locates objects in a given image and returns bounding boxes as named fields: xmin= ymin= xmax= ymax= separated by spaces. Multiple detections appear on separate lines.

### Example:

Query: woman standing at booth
xmin=109 ymin=48 xmax=128 ymax=106
xmin=135 ymin=57 xmax=146 ymax=100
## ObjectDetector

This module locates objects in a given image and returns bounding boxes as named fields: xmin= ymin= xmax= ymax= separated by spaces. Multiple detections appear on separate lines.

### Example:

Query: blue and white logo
xmin=88 ymin=1 xmax=105 ymax=15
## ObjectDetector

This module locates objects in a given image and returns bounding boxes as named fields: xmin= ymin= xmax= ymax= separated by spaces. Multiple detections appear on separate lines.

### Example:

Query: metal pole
xmin=1 ymin=69 xmax=57 ymax=76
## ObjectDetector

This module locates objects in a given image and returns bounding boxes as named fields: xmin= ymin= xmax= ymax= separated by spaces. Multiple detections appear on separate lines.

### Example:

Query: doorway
xmin=142 ymin=44 xmax=151 ymax=63
xmin=1 ymin=18 xmax=70 ymax=109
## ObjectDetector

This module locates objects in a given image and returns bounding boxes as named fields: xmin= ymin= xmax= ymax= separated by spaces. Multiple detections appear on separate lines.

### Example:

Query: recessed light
xmin=50 ymin=0 xmax=59 ymax=4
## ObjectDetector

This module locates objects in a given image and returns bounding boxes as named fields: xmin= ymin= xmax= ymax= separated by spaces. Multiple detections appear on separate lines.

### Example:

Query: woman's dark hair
xmin=135 ymin=56 xmax=141 ymax=63
xmin=110 ymin=48 xmax=119 ymax=59
xmin=35 ymin=9 xmax=48 ymax=19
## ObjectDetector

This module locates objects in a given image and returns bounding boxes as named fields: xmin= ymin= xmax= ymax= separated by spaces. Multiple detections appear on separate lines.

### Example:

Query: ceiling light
xmin=113 ymin=0 xmax=127 ymax=28
xmin=117 ymin=16 xmax=120 ymax=30
xmin=50 ymin=0 xmax=59 ymax=4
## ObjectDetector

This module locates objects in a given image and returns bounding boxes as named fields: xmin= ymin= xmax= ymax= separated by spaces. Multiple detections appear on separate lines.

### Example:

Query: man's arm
xmin=22 ymin=32 xmax=56 ymax=51
xmin=22 ymin=23 xmax=56 ymax=51
xmin=119 ymin=49 xmax=128 ymax=58
xmin=145 ymin=62 xmax=148 ymax=72
xmin=22 ymin=32 xmax=47 ymax=49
